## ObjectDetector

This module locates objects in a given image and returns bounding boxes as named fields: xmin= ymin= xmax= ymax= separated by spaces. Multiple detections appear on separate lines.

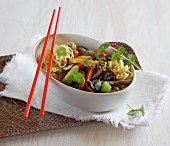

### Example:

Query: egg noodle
xmin=42 ymin=42 xmax=76 ymax=79
xmin=108 ymin=60 xmax=133 ymax=80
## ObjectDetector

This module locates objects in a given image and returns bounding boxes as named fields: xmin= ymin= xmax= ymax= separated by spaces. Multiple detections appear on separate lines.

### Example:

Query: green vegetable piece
xmin=140 ymin=105 xmax=145 ymax=116
xmin=72 ymin=72 xmax=84 ymax=84
xmin=101 ymin=81 xmax=111 ymax=93
xmin=117 ymin=47 xmax=125 ymax=57
xmin=83 ymin=60 xmax=93 ymax=67
xmin=127 ymin=104 xmax=145 ymax=117
xmin=95 ymin=79 xmax=102 ymax=90
xmin=111 ymin=53 xmax=119 ymax=62
xmin=62 ymin=65 xmax=79 ymax=85
xmin=57 ymin=47 xmax=67 ymax=56
xmin=124 ymin=54 xmax=136 ymax=66
xmin=127 ymin=54 xmax=136 ymax=64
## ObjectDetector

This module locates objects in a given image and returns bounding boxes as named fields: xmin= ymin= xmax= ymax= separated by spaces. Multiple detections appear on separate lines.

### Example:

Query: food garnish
xmin=82 ymin=60 xmax=93 ymax=67
xmin=72 ymin=72 xmax=84 ymax=84
xmin=57 ymin=47 xmax=67 ymax=56
xmin=97 ymin=42 xmax=110 ymax=56
xmin=95 ymin=78 xmax=102 ymax=90
xmin=127 ymin=104 xmax=145 ymax=117
xmin=111 ymin=47 xmax=142 ymax=71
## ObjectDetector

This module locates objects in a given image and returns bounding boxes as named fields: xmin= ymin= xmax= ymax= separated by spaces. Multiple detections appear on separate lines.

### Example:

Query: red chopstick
xmin=23 ymin=9 xmax=56 ymax=118
xmin=40 ymin=7 xmax=62 ymax=117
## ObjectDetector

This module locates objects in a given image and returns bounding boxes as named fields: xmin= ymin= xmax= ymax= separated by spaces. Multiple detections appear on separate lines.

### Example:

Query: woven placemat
xmin=0 ymin=42 xmax=141 ymax=137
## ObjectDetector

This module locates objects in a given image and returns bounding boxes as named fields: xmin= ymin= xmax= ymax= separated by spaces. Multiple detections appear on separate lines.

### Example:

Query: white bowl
xmin=33 ymin=33 xmax=136 ymax=112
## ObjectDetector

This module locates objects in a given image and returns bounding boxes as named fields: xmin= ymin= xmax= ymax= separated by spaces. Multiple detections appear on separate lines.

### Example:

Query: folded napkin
xmin=0 ymin=35 xmax=170 ymax=129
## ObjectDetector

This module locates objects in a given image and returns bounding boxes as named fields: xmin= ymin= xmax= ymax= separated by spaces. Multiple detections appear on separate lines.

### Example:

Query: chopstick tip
xmin=23 ymin=114 xmax=28 ymax=119
xmin=40 ymin=111 xmax=44 ymax=117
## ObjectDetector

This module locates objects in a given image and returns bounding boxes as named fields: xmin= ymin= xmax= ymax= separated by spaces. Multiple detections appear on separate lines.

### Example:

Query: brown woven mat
xmin=0 ymin=42 xmax=141 ymax=138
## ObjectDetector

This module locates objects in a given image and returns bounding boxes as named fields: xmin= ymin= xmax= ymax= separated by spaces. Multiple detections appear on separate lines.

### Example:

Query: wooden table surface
xmin=0 ymin=0 xmax=170 ymax=145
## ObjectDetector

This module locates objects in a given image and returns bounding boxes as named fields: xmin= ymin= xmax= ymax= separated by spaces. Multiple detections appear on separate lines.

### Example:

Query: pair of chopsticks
xmin=23 ymin=7 xmax=62 ymax=118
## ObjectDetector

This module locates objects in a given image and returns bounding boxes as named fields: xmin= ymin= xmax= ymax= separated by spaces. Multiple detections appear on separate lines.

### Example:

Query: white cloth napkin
xmin=0 ymin=35 xmax=170 ymax=129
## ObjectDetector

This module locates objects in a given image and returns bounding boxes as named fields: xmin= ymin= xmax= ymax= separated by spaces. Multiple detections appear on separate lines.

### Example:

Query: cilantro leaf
xmin=124 ymin=54 xmax=136 ymax=66
xmin=97 ymin=42 xmax=110 ymax=56
xmin=83 ymin=60 xmax=93 ymax=67
xmin=111 ymin=47 xmax=125 ymax=62
xmin=95 ymin=79 xmax=102 ymax=90
xmin=72 ymin=72 xmax=84 ymax=84
xmin=57 ymin=47 xmax=67 ymax=56
xmin=127 ymin=110 xmax=137 ymax=116
xmin=111 ymin=53 xmax=119 ymax=62
xmin=117 ymin=47 xmax=125 ymax=57
xmin=110 ymin=47 xmax=142 ymax=70
xmin=127 ymin=104 xmax=145 ymax=117
xmin=139 ymin=105 xmax=145 ymax=116
xmin=127 ymin=54 xmax=136 ymax=64
xmin=123 ymin=60 xmax=132 ymax=66
xmin=119 ymin=54 xmax=126 ymax=60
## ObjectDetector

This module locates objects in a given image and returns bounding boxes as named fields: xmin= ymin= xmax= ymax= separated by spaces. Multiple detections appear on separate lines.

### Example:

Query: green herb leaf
xmin=127 ymin=104 xmax=145 ymax=117
xmin=57 ymin=47 xmax=67 ymax=56
xmin=117 ymin=47 xmax=125 ymax=57
xmin=139 ymin=105 xmax=145 ymax=116
xmin=72 ymin=72 xmax=84 ymax=84
xmin=111 ymin=53 xmax=119 ymax=62
xmin=119 ymin=54 xmax=126 ymax=60
xmin=95 ymin=79 xmax=102 ymax=90
xmin=110 ymin=47 xmax=142 ymax=70
xmin=123 ymin=60 xmax=131 ymax=66
xmin=111 ymin=47 xmax=125 ymax=62
xmin=124 ymin=54 xmax=136 ymax=66
xmin=127 ymin=110 xmax=137 ymax=116
xmin=97 ymin=42 xmax=110 ymax=56
xmin=83 ymin=60 xmax=93 ymax=67
xmin=127 ymin=54 xmax=136 ymax=64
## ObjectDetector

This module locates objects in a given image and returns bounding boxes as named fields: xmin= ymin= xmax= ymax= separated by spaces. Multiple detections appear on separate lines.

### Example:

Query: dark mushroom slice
xmin=109 ymin=79 xmax=132 ymax=86
xmin=96 ymin=61 xmax=105 ymax=71
xmin=77 ymin=46 xmax=95 ymax=59
xmin=77 ymin=46 xmax=87 ymax=52
xmin=91 ymin=61 xmax=106 ymax=80
xmin=102 ymin=69 xmax=116 ymax=81
xmin=99 ymin=61 xmax=105 ymax=66
xmin=91 ymin=67 xmax=105 ymax=80
xmin=56 ymin=64 xmax=74 ymax=75
xmin=92 ymin=70 xmax=97 ymax=77
xmin=79 ymin=51 xmax=95 ymax=59
xmin=86 ymin=81 xmax=96 ymax=92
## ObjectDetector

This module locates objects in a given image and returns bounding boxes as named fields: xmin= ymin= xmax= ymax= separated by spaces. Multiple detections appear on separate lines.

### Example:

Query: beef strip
xmin=91 ymin=61 xmax=106 ymax=80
